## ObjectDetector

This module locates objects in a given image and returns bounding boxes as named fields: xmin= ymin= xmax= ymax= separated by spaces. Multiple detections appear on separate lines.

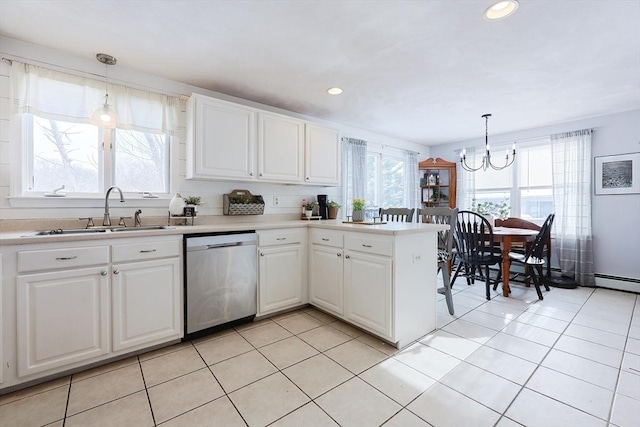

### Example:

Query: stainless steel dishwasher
xmin=185 ymin=232 xmax=257 ymax=339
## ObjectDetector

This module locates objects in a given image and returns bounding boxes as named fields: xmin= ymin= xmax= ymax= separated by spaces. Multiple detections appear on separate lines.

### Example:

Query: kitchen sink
xmin=22 ymin=228 xmax=110 ymax=237
xmin=110 ymin=226 xmax=174 ymax=232
xmin=21 ymin=225 xmax=174 ymax=237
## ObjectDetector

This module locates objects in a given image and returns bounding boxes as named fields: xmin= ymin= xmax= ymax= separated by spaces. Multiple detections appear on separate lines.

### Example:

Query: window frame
xmin=20 ymin=113 xmax=171 ymax=198
xmin=462 ymin=138 xmax=553 ymax=225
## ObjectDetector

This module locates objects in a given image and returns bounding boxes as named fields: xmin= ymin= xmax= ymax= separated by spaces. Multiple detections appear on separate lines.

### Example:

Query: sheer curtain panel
xmin=551 ymin=129 xmax=595 ymax=286
xmin=342 ymin=137 xmax=367 ymax=214
xmin=10 ymin=61 xmax=182 ymax=136
xmin=405 ymin=151 xmax=419 ymax=210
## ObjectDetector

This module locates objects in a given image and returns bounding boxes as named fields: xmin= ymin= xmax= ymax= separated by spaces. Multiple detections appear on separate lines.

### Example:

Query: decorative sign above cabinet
xmin=186 ymin=94 xmax=341 ymax=186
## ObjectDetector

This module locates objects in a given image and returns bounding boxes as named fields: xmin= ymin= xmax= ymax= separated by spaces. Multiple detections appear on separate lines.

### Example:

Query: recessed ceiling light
xmin=484 ymin=0 xmax=519 ymax=20
xmin=327 ymin=87 xmax=343 ymax=95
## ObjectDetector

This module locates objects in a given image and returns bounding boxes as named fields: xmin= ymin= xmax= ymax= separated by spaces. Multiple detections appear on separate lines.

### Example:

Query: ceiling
xmin=1 ymin=0 xmax=639 ymax=145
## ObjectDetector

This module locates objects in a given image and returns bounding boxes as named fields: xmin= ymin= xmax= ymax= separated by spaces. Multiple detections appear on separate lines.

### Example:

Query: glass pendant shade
xmin=91 ymin=94 xmax=118 ymax=128
xmin=91 ymin=53 xmax=118 ymax=129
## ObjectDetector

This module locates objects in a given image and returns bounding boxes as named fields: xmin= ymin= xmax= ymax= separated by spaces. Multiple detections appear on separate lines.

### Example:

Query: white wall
xmin=0 ymin=36 xmax=428 ymax=222
xmin=428 ymin=110 xmax=640 ymax=282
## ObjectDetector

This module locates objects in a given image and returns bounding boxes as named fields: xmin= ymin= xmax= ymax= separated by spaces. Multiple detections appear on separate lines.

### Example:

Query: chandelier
xmin=460 ymin=114 xmax=516 ymax=172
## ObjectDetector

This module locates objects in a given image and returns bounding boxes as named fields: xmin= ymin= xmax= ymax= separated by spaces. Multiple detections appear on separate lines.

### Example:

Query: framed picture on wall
xmin=594 ymin=152 xmax=640 ymax=195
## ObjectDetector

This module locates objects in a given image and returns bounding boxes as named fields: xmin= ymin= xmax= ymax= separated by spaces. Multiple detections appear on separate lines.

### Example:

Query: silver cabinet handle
xmin=259 ymin=173 xmax=263 ymax=177
xmin=101 ymin=271 xmax=108 ymax=276
xmin=345 ymin=255 xmax=350 ymax=259
xmin=322 ymin=238 xmax=330 ymax=241
xmin=306 ymin=177 xmax=310 ymax=180
xmin=249 ymin=172 xmax=254 ymax=176
xmin=276 ymin=237 xmax=287 ymax=241
xmin=260 ymin=252 xmax=265 ymax=256
xmin=56 ymin=256 xmax=77 ymax=261
xmin=337 ymin=253 xmax=342 ymax=257
xmin=362 ymin=244 xmax=373 ymax=248
xmin=139 ymin=249 xmax=157 ymax=253
xmin=113 ymin=270 xmax=120 ymax=275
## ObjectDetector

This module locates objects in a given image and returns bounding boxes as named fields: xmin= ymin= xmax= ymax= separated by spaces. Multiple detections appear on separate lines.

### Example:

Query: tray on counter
xmin=342 ymin=221 xmax=387 ymax=225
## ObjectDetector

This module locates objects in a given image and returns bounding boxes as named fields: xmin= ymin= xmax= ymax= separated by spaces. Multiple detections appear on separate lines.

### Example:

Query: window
xmin=11 ymin=60 xmax=180 ymax=198
xmin=26 ymin=115 xmax=169 ymax=195
xmin=460 ymin=139 xmax=553 ymax=225
xmin=367 ymin=152 xmax=406 ymax=209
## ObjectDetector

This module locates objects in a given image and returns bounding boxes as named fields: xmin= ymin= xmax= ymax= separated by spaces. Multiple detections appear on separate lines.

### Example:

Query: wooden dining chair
xmin=417 ymin=207 xmax=458 ymax=314
xmin=378 ymin=208 xmax=415 ymax=222
xmin=494 ymin=213 xmax=555 ymax=300
xmin=453 ymin=210 xmax=503 ymax=300
xmin=495 ymin=217 xmax=552 ymax=277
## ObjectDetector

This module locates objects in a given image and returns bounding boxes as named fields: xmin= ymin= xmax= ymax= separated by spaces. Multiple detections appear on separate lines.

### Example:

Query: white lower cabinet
xmin=17 ymin=266 xmax=110 ymax=376
xmin=112 ymin=257 xmax=181 ymax=351
xmin=344 ymin=250 xmax=392 ymax=339
xmin=309 ymin=228 xmax=438 ymax=348
xmin=309 ymin=244 xmax=344 ymax=315
xmin=4 ymin=235 xmax=183 ymax=388
xmin=257 ymin=229 xmax=307 ymax=316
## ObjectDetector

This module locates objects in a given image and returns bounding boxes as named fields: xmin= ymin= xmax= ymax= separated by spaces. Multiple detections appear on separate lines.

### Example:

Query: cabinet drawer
xmin=18 ymin=246 xmax=109 ymax=273
xmin=258 ymin=229 xmax=305 ymax=247
xmin=310 ymin=229 xmax=343 ymax=248
xmin=345 ymin=234 xmax=393 ymax=257
xmin=112 ymin=239 xmax=181 ymax=263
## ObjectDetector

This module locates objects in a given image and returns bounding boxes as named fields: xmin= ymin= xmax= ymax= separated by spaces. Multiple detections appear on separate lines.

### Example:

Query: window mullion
xmin=102 ymin=129 xmax=113 ymax=192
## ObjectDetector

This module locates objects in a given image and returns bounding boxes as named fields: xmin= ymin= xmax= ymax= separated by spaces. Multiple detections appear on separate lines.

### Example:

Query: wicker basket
xmin=223 ymin=189 xmax=265 ymax=216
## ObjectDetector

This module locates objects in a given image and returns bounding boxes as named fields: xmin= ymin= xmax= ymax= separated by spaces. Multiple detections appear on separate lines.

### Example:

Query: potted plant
xmin=470 ymin=198 xmax=509 ymax=225
xmin=183 ymin=195 xmax=201 ymax=217
xmin=327 ymin=200 xmax=341 ymax=219
xmin=304 ymin=201 xmax=315 ymax=218
xmin=352 ymin=198 xmax=365 ymax=222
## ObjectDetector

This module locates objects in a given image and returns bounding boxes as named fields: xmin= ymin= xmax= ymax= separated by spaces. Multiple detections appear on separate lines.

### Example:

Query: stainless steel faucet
xmin=103 ymin=186 xmax=125 ymax=226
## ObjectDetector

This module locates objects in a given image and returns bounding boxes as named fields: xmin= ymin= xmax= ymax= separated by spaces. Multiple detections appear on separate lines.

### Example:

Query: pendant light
xmin=91 ymin=53 xmax=118 ymax=129
xmin=460 ymin=114 xmax=516 ymax=172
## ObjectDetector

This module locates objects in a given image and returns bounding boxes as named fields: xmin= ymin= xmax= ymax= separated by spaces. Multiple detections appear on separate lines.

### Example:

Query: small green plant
xmin=184 ymin=196 xmax=201 ymax=205
xmin=352 ymin=198 xmax=365 ymax=210
xmin=470 ymin=198 xmax=510 ymax=219
xmin=327 ymin=200 xmax=341 ymax=208
xmin=305 ymin=202 xmax=315 ymax=210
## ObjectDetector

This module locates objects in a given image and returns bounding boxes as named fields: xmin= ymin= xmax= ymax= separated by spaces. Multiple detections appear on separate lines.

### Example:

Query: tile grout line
xmin=136 ymin=355 xmax=157 ymax=426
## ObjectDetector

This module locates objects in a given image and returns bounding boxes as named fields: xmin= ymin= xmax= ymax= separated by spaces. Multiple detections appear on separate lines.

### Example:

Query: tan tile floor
xmin=1 ymin=281 xmax=639 ymax=427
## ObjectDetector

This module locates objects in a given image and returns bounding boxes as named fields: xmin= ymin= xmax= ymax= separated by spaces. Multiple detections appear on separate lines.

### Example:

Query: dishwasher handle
xmin=205 ymin=242 xmax=248 ymax=249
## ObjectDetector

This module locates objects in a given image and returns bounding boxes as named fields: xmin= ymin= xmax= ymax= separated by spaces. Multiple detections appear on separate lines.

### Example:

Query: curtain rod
xmin=2 ymin=55 xmax=188 ymax=99
xmin=453 ymin=128 xmax=596 ymax=151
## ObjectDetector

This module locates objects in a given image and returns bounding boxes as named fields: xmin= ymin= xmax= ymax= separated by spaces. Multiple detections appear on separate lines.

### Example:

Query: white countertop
xmin=0 ymin=219 xmax=447 ymax=246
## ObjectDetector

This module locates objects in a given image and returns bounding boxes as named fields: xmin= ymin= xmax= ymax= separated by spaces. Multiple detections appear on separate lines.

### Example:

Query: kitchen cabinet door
xmin=258 ymin=112 xmax=304 ymax=183
xmin=112 ymin=258 xmax=182 ymax=352
xmin=309 ymin=244 xmax=344 ymax=315
xmin=344 ymin=251 xmax=392 ymax=339
xmin=17 ymin=267 xmax=109 ymax=377
xmin=305 ymin=123 xmax=340 ymax=186
xmin=187 ymin=94 xmax=257 ymax=180
xmin=258 ymin=244 xmax=305 ymax=315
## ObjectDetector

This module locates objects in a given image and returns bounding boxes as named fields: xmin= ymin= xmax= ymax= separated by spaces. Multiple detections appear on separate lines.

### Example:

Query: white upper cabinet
xmin=187 ymin=93 xmax=341 ymax=186
xmin=258 ymin=112 xmax=305 ymax=183
xmin=305 ymin=123 xmax=340 ymax=186
xmin=187 ymin=94 xmax=257 ymax=181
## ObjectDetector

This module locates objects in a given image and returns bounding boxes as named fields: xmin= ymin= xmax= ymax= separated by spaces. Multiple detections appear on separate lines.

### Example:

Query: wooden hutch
xmin=418 ymin=157 xmax=457 ymax=209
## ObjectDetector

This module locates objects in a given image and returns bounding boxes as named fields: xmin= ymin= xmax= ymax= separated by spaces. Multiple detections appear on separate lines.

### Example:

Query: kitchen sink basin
xmin=22 ymin=228 xmax=109 ymax=237
xmin=21 ymin=226 xmax=174 ymax=237
xmin=110 ymin=226 xmax=174 ymax=232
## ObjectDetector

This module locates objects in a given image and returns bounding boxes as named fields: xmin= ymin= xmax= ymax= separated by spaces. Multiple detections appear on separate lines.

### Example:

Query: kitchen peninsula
xmin=0 ymin=219 xmax=446 ymax=392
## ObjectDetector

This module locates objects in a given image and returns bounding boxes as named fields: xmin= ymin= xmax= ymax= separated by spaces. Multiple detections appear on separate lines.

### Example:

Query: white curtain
xmin=10 ymin=61 xmax=182 ymax=136
xmin=457 ymin=148 xmax=476 ymax=209
xmin=405 ymin=151 xmax=419 ymax=209
xmin=551 ymin=129 xmax=595 ymax=286
xmin=343 ymin=137 xmax=367 ymax=214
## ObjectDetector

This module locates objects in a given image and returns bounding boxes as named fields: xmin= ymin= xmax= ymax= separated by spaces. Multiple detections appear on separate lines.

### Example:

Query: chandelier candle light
xmin=460 ymin=114 xmax=516 ymax=172
xmin=91 ymin=53 xmax=118 ymax=129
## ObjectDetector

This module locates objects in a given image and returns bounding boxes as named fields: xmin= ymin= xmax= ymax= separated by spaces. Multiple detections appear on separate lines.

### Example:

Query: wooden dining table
xmin=492 ymin=226 xmax=539 ymax=297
